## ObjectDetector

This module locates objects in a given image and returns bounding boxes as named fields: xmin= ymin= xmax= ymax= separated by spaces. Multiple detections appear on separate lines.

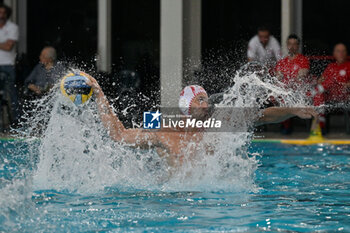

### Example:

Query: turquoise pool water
xmin=1 ymin=140 xmax=350 ymax=232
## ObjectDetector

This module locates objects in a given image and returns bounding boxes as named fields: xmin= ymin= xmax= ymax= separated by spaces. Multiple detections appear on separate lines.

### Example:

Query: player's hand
xmin=292 ymin=107 xmax=318 ymax=119
xmin=85 ymin=73 xmax=102 ymax=94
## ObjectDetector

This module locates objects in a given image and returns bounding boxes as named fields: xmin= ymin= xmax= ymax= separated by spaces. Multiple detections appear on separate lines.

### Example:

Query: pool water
xmin=1 ymin=140 xmax=350 ymax=232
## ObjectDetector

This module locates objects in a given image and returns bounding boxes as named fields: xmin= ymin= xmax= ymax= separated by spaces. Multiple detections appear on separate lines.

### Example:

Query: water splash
xmin=0 ymin=62 xmax=324 ymax=232
xmin=27 ymin=90 xmax=258 ymax=193
xmin=12 ymin=67 xmax=273 ymax=194
xmin=3 ymin=63 xmax=319 ymax=195
xmin=220 ymin=62 xmax=313 ymax=108
xmin=2 ymin=63 xmax=322 ymax=230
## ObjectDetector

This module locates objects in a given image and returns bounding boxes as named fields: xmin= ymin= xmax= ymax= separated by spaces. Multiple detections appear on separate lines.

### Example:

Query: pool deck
xmin=1 ymin=132 xmax=350 ymax=143
xmin=253 ymin=132 xmax=350 ymax=145
xmin=254 ymin=132 xmax=350 ymax=140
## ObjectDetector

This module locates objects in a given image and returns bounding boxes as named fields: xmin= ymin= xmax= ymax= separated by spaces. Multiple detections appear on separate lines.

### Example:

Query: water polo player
xmin=86 ymin=75 xmax=317 ymax=168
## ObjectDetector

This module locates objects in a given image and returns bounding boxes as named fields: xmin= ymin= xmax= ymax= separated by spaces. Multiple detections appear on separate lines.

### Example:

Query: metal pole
xmin=160 ymin=0 xmax=183 ymax=107
xmin=17 ymin=0 xmax=27 ymax=54
xmin=183 ymin=0 xmax=201 ymax=82
xmin=281 ymin=0 xmax=293 ymax=56
xmin=97 ymin=0 xmax=112 ymax=73
xmin=294 ymin=0 xmax=303 ymax=52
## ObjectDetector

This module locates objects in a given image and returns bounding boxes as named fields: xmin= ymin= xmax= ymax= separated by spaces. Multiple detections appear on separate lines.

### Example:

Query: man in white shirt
xmin=247 ymin=26 xmax=281 ymax=68
xmin=0 ymin=4 xmax=19 ymax=123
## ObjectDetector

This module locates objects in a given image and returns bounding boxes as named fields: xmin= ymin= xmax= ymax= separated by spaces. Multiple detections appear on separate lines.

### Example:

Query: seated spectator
xmin=311 ymin=43 xmax=350 ymax=136
xmin=25 ymin=46 xmax=65 ymax=96
xmin=274 ymin=34 xmax=310 ymax=134
xmin=247 ymin=26 xmax=281 ymax=69
xmin=275 ymin=34 xmax=310 ymax=89
xmin=315 ymin=43 xmax=350 ymax=103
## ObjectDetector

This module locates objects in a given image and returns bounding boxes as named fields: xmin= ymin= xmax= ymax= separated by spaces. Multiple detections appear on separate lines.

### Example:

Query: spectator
xmin=247 ymin=26 xmax=281 ymax=68
xmin=316 ymin=43 xmax=350 ymax=103
xmin=274 ymin=34 xmax=310 ymax=134
xmin=25 ymin=46 xmax=65 ymax=96
xmin=311 ymin=43 xmax=350 ymax=136
xmin=275 ymin=34 xmax=310 ymax=89
xmin=0 ymin=4 xmax=19 ymax=123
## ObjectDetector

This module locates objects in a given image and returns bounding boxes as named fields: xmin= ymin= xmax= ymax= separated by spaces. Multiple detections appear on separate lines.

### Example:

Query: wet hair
xmin=0 ymin=4 xmax=12 ymax=19
xmin=287 ymin=34 xmax=301 ymax=44
xmin=257 ymin=25 xmax=270 ymax=33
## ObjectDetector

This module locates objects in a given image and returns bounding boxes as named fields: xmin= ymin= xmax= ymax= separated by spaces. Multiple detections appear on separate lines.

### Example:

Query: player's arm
xmin=0 ymin=39 xmax=15 ymax=51
xmin=255 ymin=106 xmax=318 ymax=126
xmin=87 ymin=76 xmax=158 ymax=147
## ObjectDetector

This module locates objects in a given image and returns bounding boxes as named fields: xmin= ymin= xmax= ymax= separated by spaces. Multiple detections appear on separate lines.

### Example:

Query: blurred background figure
xmin=247 ymin=26 xmax=281 ymax=68
xmin=275 ymin=34 xmax=310 ymax=88
xmin=312 ymin=43 xmax=350 ymax=135
xmin=24 ymin=46 xmax=65 ymax=97
xmin=275 ymin=34 xmax=310 ymax=134
xmin=316 ymin=43 xmax=350 ymax=103
xmin=0 ymin=3 xmax=19 ymax=124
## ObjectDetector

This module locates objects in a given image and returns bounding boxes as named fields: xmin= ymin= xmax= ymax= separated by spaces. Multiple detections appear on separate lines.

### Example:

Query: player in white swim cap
xmin=86 ymin=76 xmax=318 ymax=169
xmin=178 ymin=85 xmax=208 ymax=119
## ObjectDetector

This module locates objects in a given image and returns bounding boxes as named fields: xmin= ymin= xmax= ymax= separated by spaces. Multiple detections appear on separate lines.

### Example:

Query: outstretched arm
xmin=86 ymin=76 xmax=158 ymax=147
xmin=255 ymin=107 xmax=318 ymax=126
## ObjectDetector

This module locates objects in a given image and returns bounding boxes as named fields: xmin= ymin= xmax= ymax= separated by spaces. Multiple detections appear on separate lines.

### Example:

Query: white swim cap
xmin=179 ymin=85 xmax=207 ymax=115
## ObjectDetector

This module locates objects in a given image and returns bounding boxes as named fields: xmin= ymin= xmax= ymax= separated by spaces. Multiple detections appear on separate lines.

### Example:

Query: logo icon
xmin=143 ymin=110 xmax=162 ymax=129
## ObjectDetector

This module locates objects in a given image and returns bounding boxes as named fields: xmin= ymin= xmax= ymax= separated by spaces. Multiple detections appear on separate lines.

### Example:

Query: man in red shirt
xmin=275 ymin=34 xmax=310 ymax=89
xmin=275 ymin=34 xmax=310 ymax=134
xmin=316 ymin=43 xmax=350 ymax=102
xmin=311 ymin=43 xmax=350 ymax=135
